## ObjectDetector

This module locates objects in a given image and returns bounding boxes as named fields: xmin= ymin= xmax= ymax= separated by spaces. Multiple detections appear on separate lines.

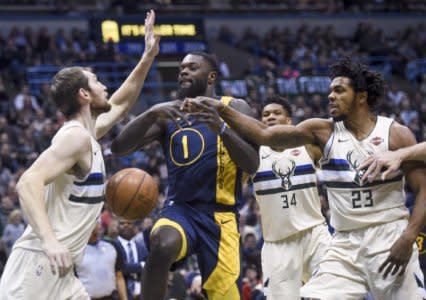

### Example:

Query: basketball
xmin=106 ymin=168 xmax=159 ymax=220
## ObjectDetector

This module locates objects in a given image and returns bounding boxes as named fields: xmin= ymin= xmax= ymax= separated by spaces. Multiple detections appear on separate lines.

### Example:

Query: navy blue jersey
xmin=162 ymin=96 xmax=245 ymax=210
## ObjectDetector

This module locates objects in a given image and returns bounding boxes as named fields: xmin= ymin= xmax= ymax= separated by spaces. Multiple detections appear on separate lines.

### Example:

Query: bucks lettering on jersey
xmin=14 ymin=121 xmax=105 ymax=263
xmin=253 ymin=146 xmax=324 ymax=241
xmin=319 ymin=116 xmax=408 ymax=231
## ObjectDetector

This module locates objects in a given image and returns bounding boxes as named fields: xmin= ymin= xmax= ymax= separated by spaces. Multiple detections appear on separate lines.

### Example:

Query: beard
xmin=90 ymin=101 xmax=111 ymax=117
xmin=331 ymin=95 xmax=356 ymax=122
xmin=176 ymin=77 xmax=208 ymax=99
xmin=332 ymin=114 xmax=347 ymax=122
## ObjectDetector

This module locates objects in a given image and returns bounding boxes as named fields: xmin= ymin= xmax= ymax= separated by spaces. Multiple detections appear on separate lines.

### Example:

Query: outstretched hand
xmin=151 ymin=100 xmax=191 ymax=128
xmin=143 ymin=10 xmax=160 ymax=58
xmin=358 ymin=150 xmax=403 ymax=183
xmin=182 ymin=97 xmax=226 ymax=134
xmin=182 ymin=97 xmax=225 ymax=113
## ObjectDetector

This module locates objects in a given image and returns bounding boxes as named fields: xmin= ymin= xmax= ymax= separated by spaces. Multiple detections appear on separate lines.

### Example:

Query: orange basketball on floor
xmin=106 ymin=168 xmax=159 ymax=220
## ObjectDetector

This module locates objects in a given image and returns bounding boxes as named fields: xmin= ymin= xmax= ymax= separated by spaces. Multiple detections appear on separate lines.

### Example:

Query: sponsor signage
xmin=220 ymin=76 xmax=331 ymax=96
xmin=92 ymin=17 xmax=206 ymax=55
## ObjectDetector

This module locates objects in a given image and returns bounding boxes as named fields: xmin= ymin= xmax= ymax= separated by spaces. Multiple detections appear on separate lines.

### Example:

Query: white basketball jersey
xmin=319 ymin=116 xmax=408 ymax=231
xmin=253 ymin=146 xmax=325 ymax=241
xmin=14 ymin=121 xmax=106 ymax=263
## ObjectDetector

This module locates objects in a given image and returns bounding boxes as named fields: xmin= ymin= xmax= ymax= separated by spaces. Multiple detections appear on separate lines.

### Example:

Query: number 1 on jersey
xmin=182 ymin=135 xmax=188 ymax=159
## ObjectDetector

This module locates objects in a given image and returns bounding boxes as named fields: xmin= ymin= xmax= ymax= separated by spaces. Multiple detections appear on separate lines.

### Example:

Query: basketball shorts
xmin=301 ymin=219 xmax=426 ymax=300
xmin=151 ymin=202 xmax=241 ymax=299
xmin=0 ymin=247 xmax=89 ymax=300
xmin=262 ymin=223 xmax=331 ymax=300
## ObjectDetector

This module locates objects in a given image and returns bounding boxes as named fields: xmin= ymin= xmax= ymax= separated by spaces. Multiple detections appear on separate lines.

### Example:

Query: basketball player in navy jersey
xmin=111 ymin=52 xmax=259 ymax=300
xmin=187 ymin=57 xmax=426 ymax=300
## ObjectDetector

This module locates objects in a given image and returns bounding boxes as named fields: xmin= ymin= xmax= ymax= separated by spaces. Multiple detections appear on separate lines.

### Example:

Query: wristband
xmin=219 ymin=121 xmax=227 ymax=135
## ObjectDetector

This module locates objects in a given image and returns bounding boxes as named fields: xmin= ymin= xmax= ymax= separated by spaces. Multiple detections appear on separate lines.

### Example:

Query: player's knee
xmin=149 ymin=226 xmax=182 ymax=262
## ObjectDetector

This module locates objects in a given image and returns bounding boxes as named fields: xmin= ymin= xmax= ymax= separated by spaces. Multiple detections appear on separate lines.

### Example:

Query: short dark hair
xmin=49 ymin=67 xmax=90 ymax=118
xmin=188 ymin=51 xmax=219 ymax=74
xmin=262 ymin=95 xmax=293 ymax=117
xmin=329 ymin=57 xmax=386 ymax=107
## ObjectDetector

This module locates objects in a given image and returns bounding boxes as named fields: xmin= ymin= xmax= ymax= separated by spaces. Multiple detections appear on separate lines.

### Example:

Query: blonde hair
xmin=8 ymin=209 xmax=22 ymax=223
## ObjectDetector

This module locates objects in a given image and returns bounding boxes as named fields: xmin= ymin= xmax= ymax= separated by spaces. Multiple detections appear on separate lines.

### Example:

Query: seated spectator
xmin=16 ymin=96 xmax=38 ymax=128
xmin=134 ymin=216 xmax=153 ymax=247
xmin=0 ymin=77 xmax=10 ymax=114
xmin=0 ymin=196 xmax=15 ymax=228
xmin=34 ymin=119 xmax=54 ymax=153
xmin=13 ymin=84 xmax=40 ymax=112
xmin=399 ymin=97 xmax=418 ymax=125
xmin=242 ymin=264 xmax=263 ymax=300
xmin=0 ymin=116 xmax=20 ymax=145
xmin=104 ymin=217 xmax=120 ymax=241
xmin=0 ymin=159 xmax=13 ymax=196
xmin=1 ymin=209 xmax=24 ymax=256
xmin=242 ymin=232 xmax=261 ymax=271
xmin=0 ymin=144 xmax=19 ymax=173
xmin=0 ymin=239 xmax=7 ymax=277
xmin=387 ymin=83 xmax=407 ymax=106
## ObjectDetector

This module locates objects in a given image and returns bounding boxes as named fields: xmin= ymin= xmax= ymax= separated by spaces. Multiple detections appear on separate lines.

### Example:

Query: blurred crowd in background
xmin=0 ymin=0 xmax=424 ymax=14
xmin=0 ymin=6 xmax=425 ymax=299
xmin=217 ymin=22 xmax=425 ymax=78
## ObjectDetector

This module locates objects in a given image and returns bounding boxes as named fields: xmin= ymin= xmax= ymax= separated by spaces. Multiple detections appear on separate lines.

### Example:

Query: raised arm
xmin=95 ymin=10 xmax=160 ymax=139
xmin=16 ymin=127 xmax=92 ymax=277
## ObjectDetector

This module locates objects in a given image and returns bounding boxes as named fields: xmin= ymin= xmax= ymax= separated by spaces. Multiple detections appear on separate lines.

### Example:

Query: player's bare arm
xmin=397 ymin=141 xmax=426 ymax=161
xmin=224 ymin=102 xmax=331 ymax=149
xmin=95 ymin=10 xmax=160 ymax=139
xmin=378 ymin=122 xmax=426 ymax=278
xmin=360 ymin=141 xmax=426 ymax=181
xmin=190 ymin=98 xmax=333 ymax=150
xmin=305 ymin=143 xmax=324 ymax=165
xmin=111 ymin=100 xmax=189 ymax=156
xmin=189 ymin=96 xmax=259 ymax=174
xmin=16 ymin=127 xmax=92 ymax=277
xmin=224 ymin=98 xmax=260 ymax=174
